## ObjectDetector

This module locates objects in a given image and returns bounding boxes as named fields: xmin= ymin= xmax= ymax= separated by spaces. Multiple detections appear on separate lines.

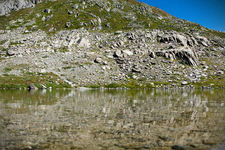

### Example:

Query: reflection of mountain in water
xmin=0 ymin=89 xmax=225 ymax=149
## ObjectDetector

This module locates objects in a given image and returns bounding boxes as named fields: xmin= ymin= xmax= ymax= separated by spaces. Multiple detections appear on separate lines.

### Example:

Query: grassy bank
xmin=0 ymin=73 xmax=224 ymax=89
xmin=0 ymin=72 xmax=71 ymax=89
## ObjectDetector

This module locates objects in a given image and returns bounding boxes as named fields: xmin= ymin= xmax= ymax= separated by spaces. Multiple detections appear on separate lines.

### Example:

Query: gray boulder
xmin=65 ymin=22 xmax=71 ymax=28
xmin=77 ymin=37 xmax=90 ymax=48
xmin=181 ymin=81 xmax=188 ymax=85
xmin=7 ymin=47 xmax=20 ymax=56
xmin=94 ymin=57 xmax=102 ymax=63
xmin=149 ymin=51 xmax=156 ymax=58
xmin=113 ymin=50 xmax=123 ymax=58
xmin=6 ymin=49 xmax=15 ymax=56
xmin=122 ymin=50 xmax=133 ymax=56
xmin=216 ymin=70 xmax=224 ymax=75
xmin=72 ymin=4 xmax=78 ymax=9
xmin=43 ymin=8 xmax=51 ymax=13
xmin=132 ymin=65 xmax=141 ymax=73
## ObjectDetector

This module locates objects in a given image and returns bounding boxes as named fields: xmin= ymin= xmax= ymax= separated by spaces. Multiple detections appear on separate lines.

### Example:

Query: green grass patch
xmin=0 ymin=40 xmax=7 ymax=45
xmin=56 ymin=46 xmax=69 ymax=53
xmin=0 ymin=47 xmax=8 ymax=52
xmin=62 ymin=66 xmax=74 ymax=70
xmin=0 ymin=72 xmax=71 ymax=89
xmin=3 ymin=67 xmax=12 ymax=72
xmin=0 ymin=0 xmax=224 ymax=39
xmin=82 ymin=75 xmax=224 ymax=89
xmin=10 ymin=41 xmax=23 ymax=46
xmin=151 ymin=7 xmax=172 ymax=18
xmin=192 ymin=74 xmax=225 ymax=88
xmin=208 ymin=30 xmax=225 ymax=39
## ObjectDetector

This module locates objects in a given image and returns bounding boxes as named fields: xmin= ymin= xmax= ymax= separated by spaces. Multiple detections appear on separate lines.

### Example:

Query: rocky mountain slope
xmin=0 ymin=0 xmax=224 ymax=88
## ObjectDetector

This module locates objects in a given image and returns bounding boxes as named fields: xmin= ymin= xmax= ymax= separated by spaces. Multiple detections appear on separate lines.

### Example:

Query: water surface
xmin=0 ymin=88 xmax=225 ymax=150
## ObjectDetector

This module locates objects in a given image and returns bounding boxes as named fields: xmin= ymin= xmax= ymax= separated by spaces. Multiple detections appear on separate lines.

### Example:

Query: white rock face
xmin=174 ymin=47 xmax=199 ymax=67
xmin=176 ymin=34 xmax=187 ymax=46
xmin=77 ymin=37 xmax=90 ymax=48
xmin=196 ymin=35 xmax=210 ymax=46
xmin=181 ymin=81 xmax=188 ymax=85
xmin=123 ymin=50 xmax=133 ymax=56
xmin=0 ymin=0 xmax=36 ymax=16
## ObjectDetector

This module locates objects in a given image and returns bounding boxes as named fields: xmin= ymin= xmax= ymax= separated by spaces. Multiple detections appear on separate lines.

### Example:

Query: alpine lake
xmin=0 ymin=88 xmax=225 ymax=150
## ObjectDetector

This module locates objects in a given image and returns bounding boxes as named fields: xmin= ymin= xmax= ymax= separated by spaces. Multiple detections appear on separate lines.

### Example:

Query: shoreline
xmin=0 ymin=83 xmax=224 ymax=90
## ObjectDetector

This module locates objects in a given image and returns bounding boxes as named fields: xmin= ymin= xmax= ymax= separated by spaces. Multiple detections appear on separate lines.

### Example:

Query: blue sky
xmin=137 ymin=0 xmax=225 ymax=32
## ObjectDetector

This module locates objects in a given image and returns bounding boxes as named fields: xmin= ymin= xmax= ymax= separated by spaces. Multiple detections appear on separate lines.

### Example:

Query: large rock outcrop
xmin=0 ymin=0 xmax=40 ymax=16
xmin=156 ymin=47 xmax=199 ymax=66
